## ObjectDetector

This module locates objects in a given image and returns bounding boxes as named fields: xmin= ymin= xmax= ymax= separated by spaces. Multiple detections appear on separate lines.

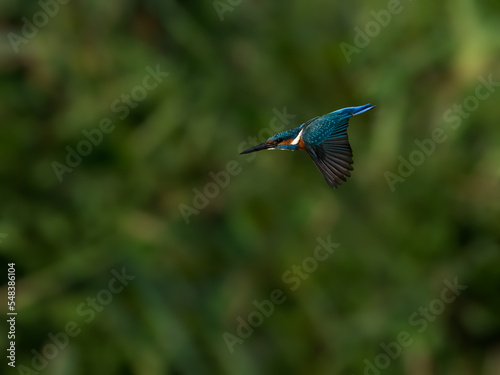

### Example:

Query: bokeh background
xmin=1 ymin=0 xmax=500 ymax=374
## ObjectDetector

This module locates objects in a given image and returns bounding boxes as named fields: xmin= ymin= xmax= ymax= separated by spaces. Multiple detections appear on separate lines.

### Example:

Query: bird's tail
xmin=344 ymin=103 xmax=376 ymax=116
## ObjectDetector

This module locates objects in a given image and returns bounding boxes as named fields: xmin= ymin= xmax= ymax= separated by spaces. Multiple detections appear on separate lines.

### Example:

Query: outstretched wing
xmin=306 ymin=135 xmax=353 ymax=188
xmin=302 ymin=104 xmax=374 ymax=188
xmin=303 ymin=112 xmax=355 ymax=188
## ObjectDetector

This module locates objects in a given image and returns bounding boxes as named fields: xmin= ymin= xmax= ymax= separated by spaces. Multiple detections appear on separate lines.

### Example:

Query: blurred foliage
xmin=1 ymin=0 xmax=500 ymax=374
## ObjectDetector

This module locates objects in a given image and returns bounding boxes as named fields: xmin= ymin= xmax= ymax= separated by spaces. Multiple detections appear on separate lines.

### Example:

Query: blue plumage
xmin=240 ymin=104 xmax=375 ymax=188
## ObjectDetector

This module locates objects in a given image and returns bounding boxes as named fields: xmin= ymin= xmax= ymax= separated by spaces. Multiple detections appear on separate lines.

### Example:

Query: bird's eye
xmin=275 ymin=138 xmax=283 ymax=144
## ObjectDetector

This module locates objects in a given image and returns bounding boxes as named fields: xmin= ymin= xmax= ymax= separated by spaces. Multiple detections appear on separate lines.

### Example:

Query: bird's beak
xmin=240 ymin=142 xmax=273 ymax=154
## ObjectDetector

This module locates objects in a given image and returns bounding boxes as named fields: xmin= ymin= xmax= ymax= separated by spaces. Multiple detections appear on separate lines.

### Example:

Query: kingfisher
xmin=240 ymin=104 xmax=375 ymax=188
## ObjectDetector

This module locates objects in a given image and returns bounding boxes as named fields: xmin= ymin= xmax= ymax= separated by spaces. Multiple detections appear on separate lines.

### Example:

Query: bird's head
xmin=240 ymin=128 xmax=302 ymax=154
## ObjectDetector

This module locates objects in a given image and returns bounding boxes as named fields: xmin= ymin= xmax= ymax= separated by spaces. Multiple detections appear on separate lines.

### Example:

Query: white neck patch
xmin=291 ymin=129 xmax=304 ymax=145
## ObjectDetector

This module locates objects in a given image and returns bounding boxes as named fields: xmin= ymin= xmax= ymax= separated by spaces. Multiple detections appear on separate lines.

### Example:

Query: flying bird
xmin=240 ymin=104 xmax=375 ymax=188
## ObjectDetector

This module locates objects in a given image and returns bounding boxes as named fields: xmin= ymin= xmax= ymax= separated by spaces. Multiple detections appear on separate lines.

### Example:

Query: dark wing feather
xmin=306 ymin=135 xmax=354 ymax=189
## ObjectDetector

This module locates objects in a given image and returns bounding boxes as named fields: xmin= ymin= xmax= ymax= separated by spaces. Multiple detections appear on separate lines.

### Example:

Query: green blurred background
xmin=1 ymin=0 xmax=500 ymax=374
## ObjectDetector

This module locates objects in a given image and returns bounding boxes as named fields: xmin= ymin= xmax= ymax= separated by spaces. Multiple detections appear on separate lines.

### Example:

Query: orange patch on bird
xmin=296 ymin=138 xmax=306 ymax=150
xmin=280 ymin=139 xmax=293 ymax=146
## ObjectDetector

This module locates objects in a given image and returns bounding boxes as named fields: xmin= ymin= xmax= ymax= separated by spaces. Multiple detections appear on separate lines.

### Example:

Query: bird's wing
xmin=306 ymin=135 xmax=353 ymax=188
xmin=303 ymin=115 xmax=354 ymax=188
